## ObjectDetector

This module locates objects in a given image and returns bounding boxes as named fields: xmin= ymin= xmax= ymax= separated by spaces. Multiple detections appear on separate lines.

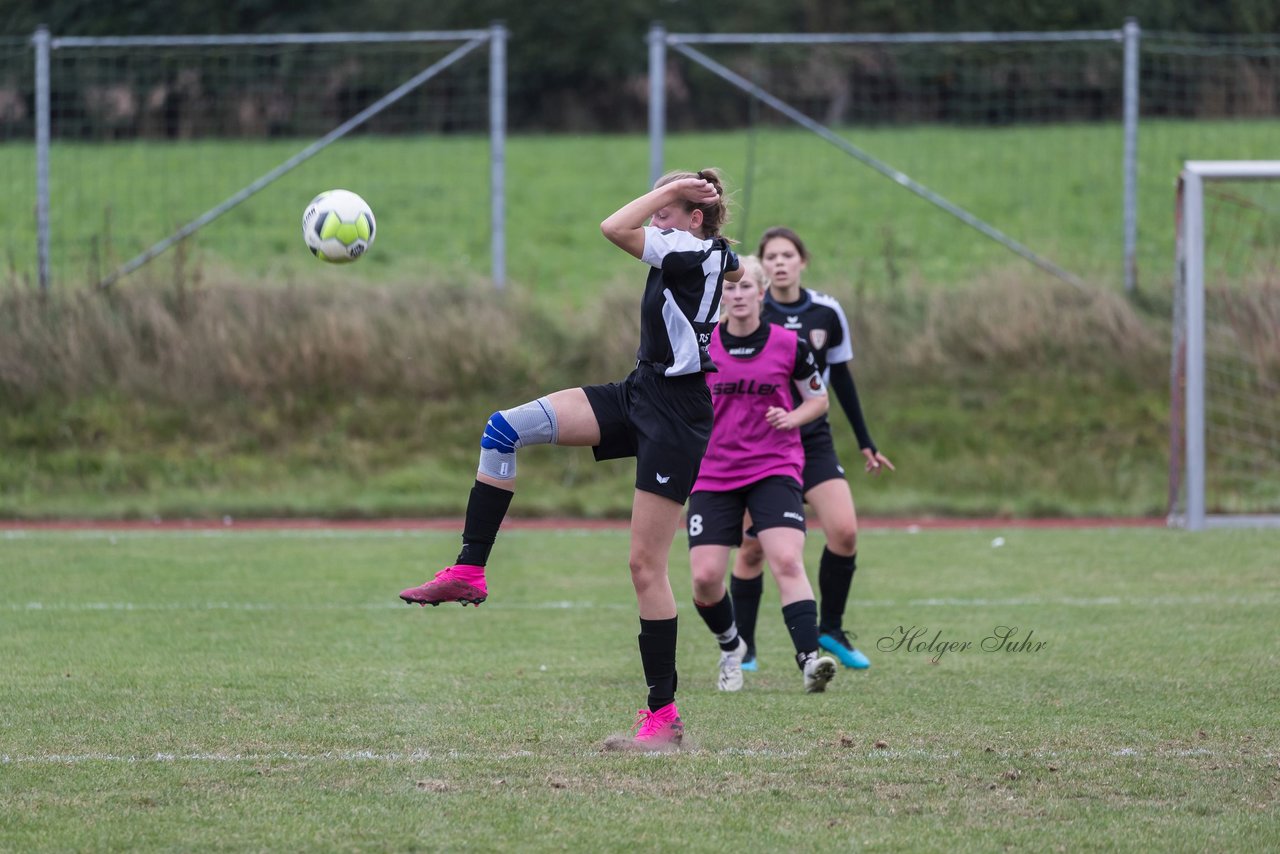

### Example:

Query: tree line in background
xmin=3 ymin=0 xmax=1279 ymax=132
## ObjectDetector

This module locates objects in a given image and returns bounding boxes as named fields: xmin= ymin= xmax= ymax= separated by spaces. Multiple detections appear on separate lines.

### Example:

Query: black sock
xmin=694 ymin=593 xmax=740 ymax=651
xmin=730 ymin=574 xmax=763 ymax=657
xmin=781 ymin=599 xmax=820 ymax=669
xmin=638 ymin=617 xmax=678 ymax=711
xmin=455 ymin=480 xmax=514 ymax=567
xmin=817 ymin=548 xmax=857 ymax=634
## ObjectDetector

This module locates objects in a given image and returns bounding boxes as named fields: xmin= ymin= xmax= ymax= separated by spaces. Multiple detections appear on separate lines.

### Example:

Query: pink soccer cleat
xmin=398 ymin=564 xmax=488 ymax=607
xmin=632 ymin=702 xmax=684 ymax=747
xmin=602 ymin=702 xmax=685 ymax=752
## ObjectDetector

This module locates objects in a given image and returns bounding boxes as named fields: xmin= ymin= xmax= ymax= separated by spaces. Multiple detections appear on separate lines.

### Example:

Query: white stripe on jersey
xmin=695 ymin=253 xmax=724 ymax=323
xmin=808 ymin=290 xmax=855 ymax=364
xmin=641 ymin=226 xmax=706 ymax=267
xmin=662 ymin=289 xmax=703 ymax=376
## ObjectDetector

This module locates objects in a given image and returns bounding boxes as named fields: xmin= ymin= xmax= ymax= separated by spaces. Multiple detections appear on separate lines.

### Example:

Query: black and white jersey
xmin=761 ymin=288 xmax=854 ymax=437
xmin=761 ymin=287 xmax=854 ymax=379
xmin=639 ymin=226 xmax=739 ymax=376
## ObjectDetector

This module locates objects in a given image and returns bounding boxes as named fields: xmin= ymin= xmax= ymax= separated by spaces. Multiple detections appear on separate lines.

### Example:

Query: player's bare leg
xmin=605 ymin=489 xmax=687 ymax=749
xmin=628 ymin=488 xmax=683 ymax=621
xmin=756 ymin=527 xmax=835 ymax=692
xmin=399 ymin=389 xmax=600 ymax=607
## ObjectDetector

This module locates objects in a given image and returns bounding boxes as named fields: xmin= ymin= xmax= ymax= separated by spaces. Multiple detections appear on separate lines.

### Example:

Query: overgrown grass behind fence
xmin=0 ymin=276 xmax=1179 ymax=519
xmin=0 ymin=275 xmax=1164 ymax=409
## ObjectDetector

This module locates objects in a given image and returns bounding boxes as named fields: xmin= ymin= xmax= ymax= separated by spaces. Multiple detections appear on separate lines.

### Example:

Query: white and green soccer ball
xmin=302 ymin=189 xmax=376 ymax=263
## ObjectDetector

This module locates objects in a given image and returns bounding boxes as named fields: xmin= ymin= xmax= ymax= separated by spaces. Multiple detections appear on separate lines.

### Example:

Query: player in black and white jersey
xmin=730 ymin=226 xmax=894 ymax=672
xmin=399 ymin=169 xmax=742 ymax=750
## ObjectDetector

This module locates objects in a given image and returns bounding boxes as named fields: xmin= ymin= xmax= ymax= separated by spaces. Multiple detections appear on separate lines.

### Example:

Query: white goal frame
xmin=1171 ymin=160 xmax=1280 ymax=530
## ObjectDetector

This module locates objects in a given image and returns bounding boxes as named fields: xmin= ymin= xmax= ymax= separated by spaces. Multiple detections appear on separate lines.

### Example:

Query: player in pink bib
xmin=687 ymin=256 xmax=838 ymax=695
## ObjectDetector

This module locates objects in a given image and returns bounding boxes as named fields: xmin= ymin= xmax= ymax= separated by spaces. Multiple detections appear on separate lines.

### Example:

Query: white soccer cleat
xmin=717 ymin=637 xmax=748 ymax=692
xmin=803 ymin=654 xmax=837 ymax=694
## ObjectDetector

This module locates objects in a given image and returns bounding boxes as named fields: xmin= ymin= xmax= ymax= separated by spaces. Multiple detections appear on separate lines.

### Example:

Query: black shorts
xmin=687 ymin=475 xmax=806 ymax=548
xmin=742 ymin=421 xmax=847 ymax=539
xmin=799 ymin=419 xmax=847 ymax=492
xmin=583 ymin=364 xmax=713 ymax=504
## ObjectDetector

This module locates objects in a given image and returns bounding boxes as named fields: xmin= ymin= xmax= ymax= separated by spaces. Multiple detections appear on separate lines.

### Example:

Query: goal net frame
xmin=1170 ymin=160 xmax=1280 ymax=530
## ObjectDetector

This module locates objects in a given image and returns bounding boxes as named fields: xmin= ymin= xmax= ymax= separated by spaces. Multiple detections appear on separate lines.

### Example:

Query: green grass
xmin=3 ymin=119 xmax=1278 ymax=300
xmin=2 ymin=525 xmax=1277 ymax=851
xmin=0 ymin=367 xmax=1172 ymax=520
xmin=0 ymin=274 xmax=1191 ymax=521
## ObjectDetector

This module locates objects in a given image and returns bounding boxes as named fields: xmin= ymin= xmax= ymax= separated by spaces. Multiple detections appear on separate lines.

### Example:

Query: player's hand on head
xmin=862 ymin=448 xmax=895 ymax=475
xmin=680 ymin=178 xmax=719 ymax=204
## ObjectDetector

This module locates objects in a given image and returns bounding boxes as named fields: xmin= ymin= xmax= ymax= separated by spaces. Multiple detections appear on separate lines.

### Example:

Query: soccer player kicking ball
xmin=399 ymin=169 xmax=742 ymax=750
xmin=687 ymin=255 xmax=838 ymax=695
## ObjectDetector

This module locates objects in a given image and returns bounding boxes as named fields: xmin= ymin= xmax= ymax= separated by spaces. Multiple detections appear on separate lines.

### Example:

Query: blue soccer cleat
xmin=740 ymin=652 xmax=759 ymax=673
xmin=819 ymin=630 xmax=871 ymax=669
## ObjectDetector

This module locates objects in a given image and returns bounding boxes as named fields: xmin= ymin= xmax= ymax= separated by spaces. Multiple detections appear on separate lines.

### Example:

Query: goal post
xmin=1171 ymin=160 xmax=1280 ymax=530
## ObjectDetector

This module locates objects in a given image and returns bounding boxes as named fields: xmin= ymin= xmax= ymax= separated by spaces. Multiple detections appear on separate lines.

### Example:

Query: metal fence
xmin=647 ymin=22 xmax=1280 ymax=294
xmin=3 ymin=26 xmax=507 ymax=291
xmin=4 ymin=23 xmax=1279 ymax=295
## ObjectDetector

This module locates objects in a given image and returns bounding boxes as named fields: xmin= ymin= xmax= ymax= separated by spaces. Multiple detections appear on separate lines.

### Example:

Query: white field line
xmin=5 ymin=600 xmax=630 ymax=612
xmin=1 ymin=528 xmax=619 ymax=541
xmin=0 ymin=748 xmax=818 ymax=764
xmin=893 ymin=594 xmax=1278 ymax=607
xmin=3 ymin=746 xmax=1254 ymax=766
xmin=0 ymin=742 xmax=1259 ymax=763
xmin=5 ymin=593 xmax=1277 ymax=613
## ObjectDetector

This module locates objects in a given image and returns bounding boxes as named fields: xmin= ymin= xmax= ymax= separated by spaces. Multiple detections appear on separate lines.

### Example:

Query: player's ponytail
xmin=655 ymin=167 xmax=732 ymax=239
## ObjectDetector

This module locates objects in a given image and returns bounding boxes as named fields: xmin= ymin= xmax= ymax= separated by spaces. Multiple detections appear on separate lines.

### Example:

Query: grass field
xmin=3 ymin=524 xmax=1277 ymax=851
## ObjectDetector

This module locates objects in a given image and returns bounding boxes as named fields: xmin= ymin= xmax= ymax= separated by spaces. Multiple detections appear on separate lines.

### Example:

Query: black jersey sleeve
xmin=724 ymin=246 xmax=741 ymax=273
xmin=827 ymin=360 xmax=876 ymax=453
xmin=792 ymin=339 xmax=819 ymax=381
xmin=792 ymin=339 xmax=826 ymax=399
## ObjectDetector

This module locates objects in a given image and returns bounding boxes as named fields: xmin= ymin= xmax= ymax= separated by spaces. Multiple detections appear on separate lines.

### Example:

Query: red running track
xmin=0 ymin=516 xmax=1165 ymax=531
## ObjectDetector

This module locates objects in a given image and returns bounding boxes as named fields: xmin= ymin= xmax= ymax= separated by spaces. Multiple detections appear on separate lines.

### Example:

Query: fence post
xmin=34 ymin=25 xmax=51 ymax=294
xmin=1122 ymin=17 xmax=1141 ymax=294
xmin=489 ymin=21 xmax=507 ymax=289
xmin=648 ymin=23 xmax=666 ymax=188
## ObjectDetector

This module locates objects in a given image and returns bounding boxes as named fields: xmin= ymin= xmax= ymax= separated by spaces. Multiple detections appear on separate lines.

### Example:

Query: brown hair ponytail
xmin=655 ymin=167 xmax=732 ymax=239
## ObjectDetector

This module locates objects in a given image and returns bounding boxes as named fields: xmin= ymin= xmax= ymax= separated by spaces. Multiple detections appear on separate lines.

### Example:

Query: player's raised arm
xmin=601 ymin=176 xmax=722 ymax=259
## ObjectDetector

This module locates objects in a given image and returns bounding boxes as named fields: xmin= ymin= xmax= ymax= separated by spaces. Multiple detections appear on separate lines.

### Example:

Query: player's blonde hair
xmin=738 ymin=255 xmax=769 ymax=292
xmin=654 ymin=167 xmax=732 ymax=239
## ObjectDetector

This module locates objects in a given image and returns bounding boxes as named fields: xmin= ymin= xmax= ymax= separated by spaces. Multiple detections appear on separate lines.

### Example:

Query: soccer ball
xmin=302 ymin=189 xmax=376 ymax=263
